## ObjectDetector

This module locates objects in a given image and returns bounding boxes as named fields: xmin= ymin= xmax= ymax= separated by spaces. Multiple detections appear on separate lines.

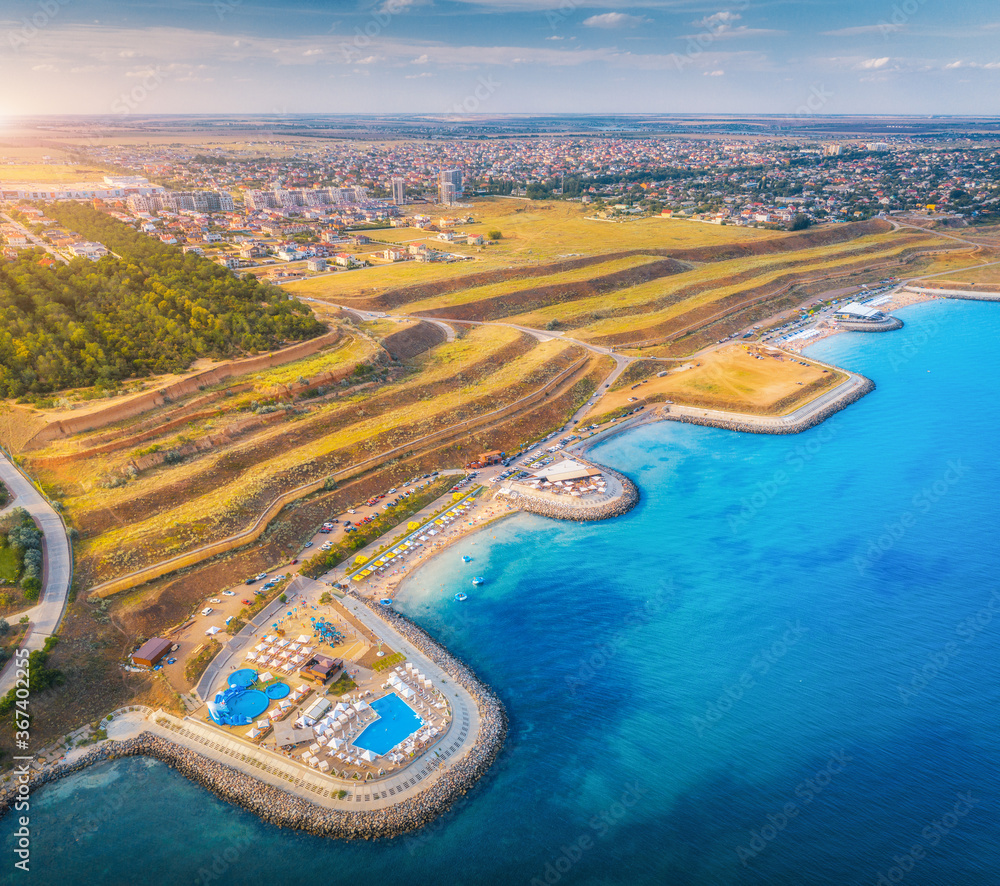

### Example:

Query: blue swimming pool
xmin=226 ymin=689 xmax=269 ymax=721
xmin=228 ymin=668 xmax=257 ymax=688
xmin=352 ymin=693 xmax=423 ymax=757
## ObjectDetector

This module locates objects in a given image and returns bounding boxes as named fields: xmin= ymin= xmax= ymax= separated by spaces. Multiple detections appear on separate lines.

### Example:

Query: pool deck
xmin=111 ymin=587 xmax=482 ymax=811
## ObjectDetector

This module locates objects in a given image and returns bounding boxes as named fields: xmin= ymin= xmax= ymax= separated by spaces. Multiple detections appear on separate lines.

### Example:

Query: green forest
xmin=0 ymin=203 xmax=324 ymax=398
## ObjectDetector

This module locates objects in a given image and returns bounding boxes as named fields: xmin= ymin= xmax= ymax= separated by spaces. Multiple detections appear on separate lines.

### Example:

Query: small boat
xmin=454 ymin=593 xmax=468 ymax=602
xmin=462 ymin=555 xmax=472 ymax=563
xmin=379 ymin=598 xmax=393 ymax=606
xmin=472 ymin=576 xmax=484 ymax=586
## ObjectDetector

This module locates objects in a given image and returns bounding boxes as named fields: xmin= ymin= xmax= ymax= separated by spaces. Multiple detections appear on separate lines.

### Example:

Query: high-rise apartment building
xmin=391 ymin=177 xmax=406 ymax=205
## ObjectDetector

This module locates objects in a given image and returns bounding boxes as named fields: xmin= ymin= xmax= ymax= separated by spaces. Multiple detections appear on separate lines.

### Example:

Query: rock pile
xmin=0 ymin=607 xmax=508 ymax=840
xmin=665 ymin=376 xmax=876 ymax=436
xmin=509 ymin=463 xmax=640 ymax=522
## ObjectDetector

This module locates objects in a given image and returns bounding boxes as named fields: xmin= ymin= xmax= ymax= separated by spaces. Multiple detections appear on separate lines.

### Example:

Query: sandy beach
xmin=348 ymin=495 xmax=521 ymax=602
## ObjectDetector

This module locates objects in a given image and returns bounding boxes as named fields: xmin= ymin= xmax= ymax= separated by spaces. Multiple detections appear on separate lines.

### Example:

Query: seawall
xmin=500 ymin=460 xmax=640 ymax=523
xmin=661 ymin=376 xmax=875 ymax=436
xmin=834 ymin=316 xmax=904 ymax=332
xmin=0 ymin=603 xmax=507 ymax=840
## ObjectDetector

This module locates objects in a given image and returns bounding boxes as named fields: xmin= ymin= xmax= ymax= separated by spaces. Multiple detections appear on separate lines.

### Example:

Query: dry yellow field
xmin=0 ymin=162 xmax=110 ymax=184
xmin=590 ymin=346 xmax=846 ymax=417
xmin=284 ymin=198 xmax=770 ymax=302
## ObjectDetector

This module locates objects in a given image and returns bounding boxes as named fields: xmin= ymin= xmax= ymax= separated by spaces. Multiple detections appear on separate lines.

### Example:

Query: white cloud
xmin=694 ymin=11 xmax=740 ymax=30
xmin=377 ymin=0 xmax=427 ymax=13
xmin=302 ymin=48 xmax=323 ymax=56
xmin=946 ymin=60 xmax=1000 ymax=69
xmin=859 ymin=57 xmax=890 ymax=69
xmin=823 ymin=24 xmax=903 ymax=37
xmin=682 ymin=12 xmax=783 ymax=40
xmin=583 ymin=13 xmax=650 ymax=29
xmin=704 ymin=69 xmax=724 ymax=76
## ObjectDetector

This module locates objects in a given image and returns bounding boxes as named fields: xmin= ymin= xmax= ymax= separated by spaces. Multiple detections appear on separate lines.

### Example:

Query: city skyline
xmin=1 ymin=0 xmax=999 ymax=118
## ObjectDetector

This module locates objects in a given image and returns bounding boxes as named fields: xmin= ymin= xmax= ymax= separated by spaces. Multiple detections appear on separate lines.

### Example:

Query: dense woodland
xmin=0 ymin=203 xmax=324 ymax=398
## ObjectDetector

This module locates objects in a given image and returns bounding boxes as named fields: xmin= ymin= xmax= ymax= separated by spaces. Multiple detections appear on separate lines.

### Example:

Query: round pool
xmin=228 ymin=668 xmax=257 ymax=688
xmin=227 ymin=689 xmax=269 ymax=720
xmin=265 ymin=682 xmax=290 ymax=699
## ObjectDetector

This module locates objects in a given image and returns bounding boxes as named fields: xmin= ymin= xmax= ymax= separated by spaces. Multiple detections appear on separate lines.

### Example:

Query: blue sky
xmin=2 ymin=0 xmax=998 ymax=116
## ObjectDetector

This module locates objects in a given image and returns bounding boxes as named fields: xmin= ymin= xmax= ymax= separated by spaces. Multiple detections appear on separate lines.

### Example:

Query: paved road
xmin=0 ymin=212 xmax=69 ymax=265
xmin=0 ymin=453 xmax=73 ymax=694
xmin=335 ymin=306 xmax=636 ymax=427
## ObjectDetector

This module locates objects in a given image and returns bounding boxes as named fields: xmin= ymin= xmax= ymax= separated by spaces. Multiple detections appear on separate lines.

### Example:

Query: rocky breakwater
xmin=502 ymin=461 xmax=639 ymax=523
xmin=0 ymin=609 xmax=508 ymax=840
xmin=663 ymin=375 xmax=875 ymax=437
xmin=834 ymin=315 xmax=904 ymax=332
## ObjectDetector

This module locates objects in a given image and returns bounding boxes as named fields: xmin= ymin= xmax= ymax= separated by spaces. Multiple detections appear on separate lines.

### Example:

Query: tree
xmin=487 ymin=229 xmax=503 ymax=240
xmin=788 ymin=214 xmax=813 ymax=231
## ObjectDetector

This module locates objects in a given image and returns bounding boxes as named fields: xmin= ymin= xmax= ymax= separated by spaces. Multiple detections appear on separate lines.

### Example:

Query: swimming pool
xmin=352 ymin=693 xmax=423 ymax=757
xmin=228 ymin=668 xmax=257 ymax=688
xmin=226 ymin=689 xmax=269 ymax=721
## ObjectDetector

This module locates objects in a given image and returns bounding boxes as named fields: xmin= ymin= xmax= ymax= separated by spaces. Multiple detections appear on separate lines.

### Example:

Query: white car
xmin=201 ymin=607 xmax=214 ymax=616
xmin=222 ymin=591 xmax=235 ymax=597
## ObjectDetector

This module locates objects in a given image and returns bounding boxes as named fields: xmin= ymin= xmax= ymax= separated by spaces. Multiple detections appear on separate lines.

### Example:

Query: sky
xmin=1 ymin=0 xmax=999 ymax=117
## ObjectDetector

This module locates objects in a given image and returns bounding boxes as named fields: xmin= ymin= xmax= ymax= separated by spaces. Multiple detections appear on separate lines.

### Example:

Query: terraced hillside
xmin=293 ymin=209 xmax=977 ymax=358
xmin=25 ymin=322 xmax=607 ymax=593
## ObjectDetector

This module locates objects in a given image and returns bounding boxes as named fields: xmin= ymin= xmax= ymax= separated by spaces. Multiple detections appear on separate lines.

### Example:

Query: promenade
xmin=187 ymin=575 xmax=482 ymax=809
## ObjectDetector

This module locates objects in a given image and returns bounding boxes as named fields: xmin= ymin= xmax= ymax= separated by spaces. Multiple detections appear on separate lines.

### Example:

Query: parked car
xmin=201 ymin=607 xmax=213 ymax=616
xmin=222 ymin=591 xmax=235 ymax=597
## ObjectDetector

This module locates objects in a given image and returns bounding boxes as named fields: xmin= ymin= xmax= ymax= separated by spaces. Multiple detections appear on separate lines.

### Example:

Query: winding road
xmin=0 ymin=452 xmax=72 ymax=694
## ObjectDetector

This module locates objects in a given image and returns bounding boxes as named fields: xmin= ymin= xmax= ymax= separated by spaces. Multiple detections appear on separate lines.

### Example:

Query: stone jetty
xmin=503 ymin=461 xmax=639 ymax=522
xmin=0 ymin=605 xmax=507 ymax=840
xmin=835 ymin=315 xmax=904 ymax=332
xmin=663 ymin=375 xmax=876 ymax=436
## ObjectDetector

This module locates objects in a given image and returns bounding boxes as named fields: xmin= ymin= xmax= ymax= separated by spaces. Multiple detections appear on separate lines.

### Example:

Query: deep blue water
xmin=6 ymin=298 xmax=1000 ymax=885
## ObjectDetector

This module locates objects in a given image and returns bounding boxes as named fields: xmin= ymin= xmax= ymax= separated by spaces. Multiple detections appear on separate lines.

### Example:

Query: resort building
xmin=532 ymin=458 xmax=603 ymax=484
xmin=132 ymin=637 xmax=173 ymax=667
xmin=834 ymin=303 xmax=887 ymax=323
xmin=299 ymin=655 xmax=342 ymax=684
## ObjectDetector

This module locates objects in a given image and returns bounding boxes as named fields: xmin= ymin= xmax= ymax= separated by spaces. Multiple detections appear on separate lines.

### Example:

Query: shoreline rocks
xmin=662 ymin=376 xmax=876 ymax=436
xmin=833 ymin=316 xmax=904 ymax=333
xmin=505 ymin=462 xmax=640 ymax=522
xmin=0 ymin=605 xmax=508 ymax=841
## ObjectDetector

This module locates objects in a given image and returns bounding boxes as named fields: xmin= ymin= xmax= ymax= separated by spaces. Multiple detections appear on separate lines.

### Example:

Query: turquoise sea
xmin=5 ymin=298 xmax=1000 ymax=885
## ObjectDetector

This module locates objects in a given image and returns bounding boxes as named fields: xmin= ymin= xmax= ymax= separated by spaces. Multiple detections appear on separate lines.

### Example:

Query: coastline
xmin=2 ymin=288 xmax=967 ymax=840
xmin=0 ymin=598 xmax=508 ymax=840
xmin=782 ymin=287 xmax=941 ymax=352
